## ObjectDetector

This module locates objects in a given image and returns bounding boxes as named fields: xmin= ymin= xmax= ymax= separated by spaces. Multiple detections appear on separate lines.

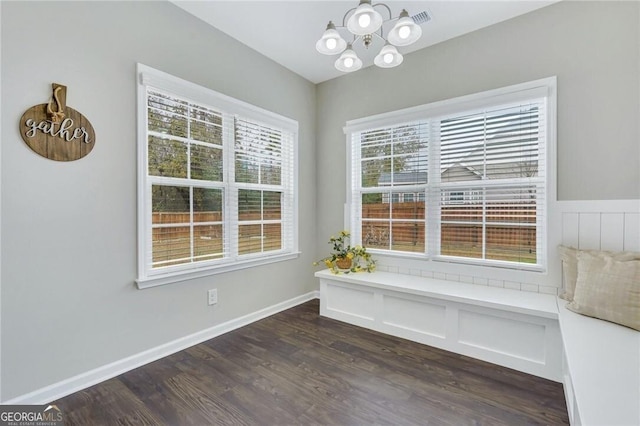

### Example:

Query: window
xmin=359 ymin=122 xmax=429 ymax=253
xmin=347 ymin=78 xmax=555 ymax=270
xmin=446 ymin=191 xmax=465 ymax=204
xmin=403 ymin=193 xmax=415 ymax=203
xmin=136 ymin=64 xmax=298 ymax=288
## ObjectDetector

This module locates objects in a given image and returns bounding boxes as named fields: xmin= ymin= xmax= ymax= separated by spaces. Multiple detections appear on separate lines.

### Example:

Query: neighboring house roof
xmin=441 ymin=163 xmax=483 ymax=181
xmin=378 ymin=158 xmax=537 ymax=185
xmin=378 ymin=171 xmax=427 ymax=185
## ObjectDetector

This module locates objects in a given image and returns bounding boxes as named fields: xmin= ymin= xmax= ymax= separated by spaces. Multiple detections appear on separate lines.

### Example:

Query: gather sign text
xmin=24 ymin=117 xmax=92 ymax=144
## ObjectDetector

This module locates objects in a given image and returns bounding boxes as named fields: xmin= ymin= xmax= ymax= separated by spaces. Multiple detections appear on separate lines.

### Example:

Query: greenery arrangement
xmin=313 ymin=230 xmax=376 ymax=274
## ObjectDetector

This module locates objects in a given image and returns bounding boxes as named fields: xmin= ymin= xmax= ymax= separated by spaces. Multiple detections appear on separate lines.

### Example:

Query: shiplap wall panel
xmin=562 ymin=213 xmax=580 ymax=248
xmin=600 ymin=213 xmax=625 ymax=251
xmin=560 ymin=200 xmax=640 ymax=252
xmin=624 ymin=213 xmax=640 ymax=251
xmin=577 ymin=213 xmax=601 ymax=249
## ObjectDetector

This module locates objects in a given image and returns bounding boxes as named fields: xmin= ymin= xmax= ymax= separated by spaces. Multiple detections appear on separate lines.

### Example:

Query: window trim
xmin=136 ymin=64 xmax=299 ymax=289
xmin=345 ymin=77 xmax=557 ymax=273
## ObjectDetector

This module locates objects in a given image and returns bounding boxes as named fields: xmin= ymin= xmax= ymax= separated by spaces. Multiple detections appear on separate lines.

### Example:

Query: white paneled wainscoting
xmin=319 ymin=200 xmax=639 ymax=426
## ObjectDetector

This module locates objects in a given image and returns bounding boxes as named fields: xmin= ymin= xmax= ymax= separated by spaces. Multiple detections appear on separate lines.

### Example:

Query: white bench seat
xmin=316 ymin=270 xmax=558 ymax=319
xmin=557 ymin=299 xmax=640 ymax=426
xmin=316 ymin=270 xmax=562 ymax=381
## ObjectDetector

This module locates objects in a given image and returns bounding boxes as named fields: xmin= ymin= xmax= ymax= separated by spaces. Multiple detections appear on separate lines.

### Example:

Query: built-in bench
xmin=557 ymin=299 xmax=640 ymax=426
xmin=316 ymin=270 xmax=640 ymax=425
xmin=315 ymin=269 xmax=562 ymax=381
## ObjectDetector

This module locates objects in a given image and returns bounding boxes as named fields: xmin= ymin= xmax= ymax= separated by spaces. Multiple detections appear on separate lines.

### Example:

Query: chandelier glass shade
xmin=387 ymin=9 xmax=422 ymax=46
xmin=374 ymin=43 xmax=403 ymax=68
xmin=316 ymin=0 xmax=423 ymax=73
xmin=315 ymin=22 xmax=348 ymax=55
xmin=335 ymin=44 xmax=363 ymax=72
xmin=346 ymin=2 xmax=383 ymax=36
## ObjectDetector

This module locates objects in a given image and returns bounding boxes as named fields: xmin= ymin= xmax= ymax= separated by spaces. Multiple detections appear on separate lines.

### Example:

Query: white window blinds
xmin=347 ymin=79 xmax=554 ymax=270
xmin=147 ymin=90 xmax=226 ymax=269
xmin=353 ymin=122 xmax=429 ymax=253
xmin=439 ymin=101 xmax=545 ymax=265
xmin=232 ymin=117 xmax=295 ymax=257
xmin=137 ymin=64 xmax=298 ymax=286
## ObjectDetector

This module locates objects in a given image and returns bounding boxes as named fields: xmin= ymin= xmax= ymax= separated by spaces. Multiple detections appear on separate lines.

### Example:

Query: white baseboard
xmin=3 ymin=290 xmax=320 ymax=405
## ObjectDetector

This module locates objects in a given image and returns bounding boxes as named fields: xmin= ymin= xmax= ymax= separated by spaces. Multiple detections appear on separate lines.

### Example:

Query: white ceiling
xmin=171 ymin=1 xmax=557 ymax=84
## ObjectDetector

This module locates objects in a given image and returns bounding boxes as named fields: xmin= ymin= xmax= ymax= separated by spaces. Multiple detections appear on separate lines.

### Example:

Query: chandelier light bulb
xmin=326 ymin=38 xmax=337 ymax=50
xmin=398 ymin=25 xmax=411 ymax=40
xmin=383 ymin=53 xmax=394 ymax=64
xmin=388 ymin=9 xmax=422 ymax=47
xmin=358 ymin=13 xmax=371 ymax=29
xmin=346 ymin=0 xmax=383 ymax=36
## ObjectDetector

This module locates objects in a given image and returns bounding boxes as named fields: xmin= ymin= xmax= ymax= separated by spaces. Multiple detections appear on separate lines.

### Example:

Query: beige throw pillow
xmin=558 ymin=245 xmax=578 ymax=301
xmin=558 ymin=245 xmax=640 ymax=301
xmin=566 ymin=251 xmax=640 ymax=331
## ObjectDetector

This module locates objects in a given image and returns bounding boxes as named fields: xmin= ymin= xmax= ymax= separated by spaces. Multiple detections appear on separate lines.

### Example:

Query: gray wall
xmin=1 ymin=1 xmax=317 ymax=400
xmin=2 ymin=0 xmax=639 ymax=402
xmin=316 ymin=0 xmax=640 ymax=246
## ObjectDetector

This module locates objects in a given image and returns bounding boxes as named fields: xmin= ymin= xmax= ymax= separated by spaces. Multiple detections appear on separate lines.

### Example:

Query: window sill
xmin=136 ymin=251 xmax=301 ymax=289
xmin=368 ymin=249 xmax=546 ymax=273
xmin=432 ymin=255 xmax=545 ymax=273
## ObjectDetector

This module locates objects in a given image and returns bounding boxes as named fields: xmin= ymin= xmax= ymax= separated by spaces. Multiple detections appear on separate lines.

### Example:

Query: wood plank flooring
xmin=54 ymin=299 xmax=569 ymax=425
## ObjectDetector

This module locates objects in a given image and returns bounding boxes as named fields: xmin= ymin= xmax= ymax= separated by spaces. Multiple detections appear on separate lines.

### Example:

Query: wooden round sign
xmin=19 ymin=84 xmax=96 ymax=161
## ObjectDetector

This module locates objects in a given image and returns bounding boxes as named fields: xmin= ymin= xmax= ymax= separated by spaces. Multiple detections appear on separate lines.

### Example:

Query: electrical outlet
xmin=207 ymin=289 xmax=218 ymax=306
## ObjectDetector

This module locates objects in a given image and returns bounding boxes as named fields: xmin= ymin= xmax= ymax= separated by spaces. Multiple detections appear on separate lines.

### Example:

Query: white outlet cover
xmin=208 ymin=289 xmax=218 ymax=305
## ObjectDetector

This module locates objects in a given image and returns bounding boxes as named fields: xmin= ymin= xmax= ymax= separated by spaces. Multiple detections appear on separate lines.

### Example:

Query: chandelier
xmin=316 ymin=0 xmax=425 ymax=72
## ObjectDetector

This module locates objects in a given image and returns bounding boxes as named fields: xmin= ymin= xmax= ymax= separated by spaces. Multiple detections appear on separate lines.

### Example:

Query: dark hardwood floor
xmin=54 ymin=299 xmax=569 ymax=425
